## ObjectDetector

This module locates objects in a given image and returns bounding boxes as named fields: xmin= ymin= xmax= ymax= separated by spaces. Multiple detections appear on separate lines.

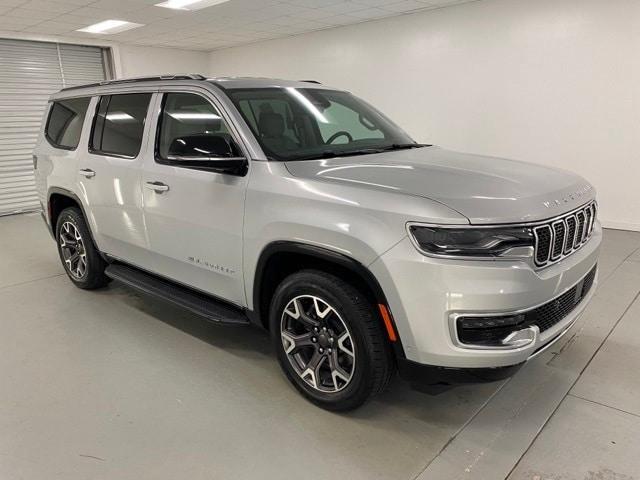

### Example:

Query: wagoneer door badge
xmin=187 ymin=256 xmax=236 ymax=275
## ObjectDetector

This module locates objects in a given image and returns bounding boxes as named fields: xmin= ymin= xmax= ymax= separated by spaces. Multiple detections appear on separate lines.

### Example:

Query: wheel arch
xmin=250 ymin=241 xmax=405 ymax=358
xmin=47 ymin=187 xmax=102 ymax=258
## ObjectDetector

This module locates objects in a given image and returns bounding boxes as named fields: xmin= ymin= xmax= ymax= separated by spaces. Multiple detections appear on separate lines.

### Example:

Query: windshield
xmin=226 ymin=87 xmax=420 ymax=161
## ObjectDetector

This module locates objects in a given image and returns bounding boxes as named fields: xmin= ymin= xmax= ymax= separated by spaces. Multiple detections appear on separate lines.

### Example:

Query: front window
xmin=226 ymin=87 xmax=421 ymax=161
xmin=156 ymin=92 xmax=242 ymax=161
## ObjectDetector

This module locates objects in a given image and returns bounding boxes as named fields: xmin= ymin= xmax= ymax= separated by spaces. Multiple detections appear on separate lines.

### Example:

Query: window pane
xmin=94 ymin=93 xmax=151 ymax=157
xmin=46 ymin=97 xmax=91 ymax=149
xmin=318 ymin=101 xmax=384 ymax=143
xmin=158 ymin=92 xmax=240 ymax=159
xmin=227 ymin=88 xmax=414 ymax=161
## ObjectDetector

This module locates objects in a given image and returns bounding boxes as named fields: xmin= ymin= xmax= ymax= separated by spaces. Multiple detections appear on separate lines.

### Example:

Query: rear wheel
xmin=55 ymin=207 xmax=109 ymax=290
xmin=270 ymin=270 xmax=393 ymax=411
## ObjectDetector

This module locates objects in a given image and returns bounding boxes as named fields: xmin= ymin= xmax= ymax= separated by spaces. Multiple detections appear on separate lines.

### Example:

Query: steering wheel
xmin=326 ymin=131 xmax=353 ymax=144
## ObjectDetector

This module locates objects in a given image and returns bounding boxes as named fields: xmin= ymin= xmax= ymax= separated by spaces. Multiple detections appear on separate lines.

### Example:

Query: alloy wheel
xmin=59 ymin=221 xmax=87 ymax=280
xmin=280 ymin=295 xmax=356 ymax=393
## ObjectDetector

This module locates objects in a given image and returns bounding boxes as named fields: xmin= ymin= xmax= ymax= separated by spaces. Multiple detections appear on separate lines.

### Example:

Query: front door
xmin=141 ymin=89 xmax=249 ymax=306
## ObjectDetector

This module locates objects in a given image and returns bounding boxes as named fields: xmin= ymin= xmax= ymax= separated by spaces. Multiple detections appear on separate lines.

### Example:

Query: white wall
xmin=207 ymin=0 xmax=640 ymax=231
xmin=117 ymin=44 xmax=208 ymax=78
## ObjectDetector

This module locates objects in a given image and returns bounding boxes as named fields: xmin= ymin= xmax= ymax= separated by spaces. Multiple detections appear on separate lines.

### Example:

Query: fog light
xmin=457 ymin=314 xmax=526 ymax=346
xmin=458 ymin=314 xmax=524 ymax=330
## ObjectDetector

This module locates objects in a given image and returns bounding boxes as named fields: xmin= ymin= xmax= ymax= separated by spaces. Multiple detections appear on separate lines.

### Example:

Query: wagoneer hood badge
xmin=542 ymin=184 xmax=593 ymax=209
xmin=285 ymin=147 xmax=596 ymax=225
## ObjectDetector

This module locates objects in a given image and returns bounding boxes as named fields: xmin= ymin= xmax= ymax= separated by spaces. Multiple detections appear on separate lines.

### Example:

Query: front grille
xmin=457 ymin=264 xmax=597 ymax=346
xmin=534 ymin=201 xmax=597 ymax=267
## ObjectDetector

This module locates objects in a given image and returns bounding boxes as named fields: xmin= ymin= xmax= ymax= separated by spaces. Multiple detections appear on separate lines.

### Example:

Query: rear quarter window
xmin=45 ymin=97 xmax=91 ymax=150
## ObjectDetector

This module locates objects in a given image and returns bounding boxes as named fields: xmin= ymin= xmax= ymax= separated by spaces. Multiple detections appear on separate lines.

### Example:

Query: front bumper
xmin=397 ymin=358 xmax=523 ymax=386
xmin=370 ymin=221 xmax=602 ymax=371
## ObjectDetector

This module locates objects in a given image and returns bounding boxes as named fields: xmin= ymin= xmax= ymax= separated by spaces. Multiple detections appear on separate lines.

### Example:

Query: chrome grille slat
xmin=534 ymin=201 xmax=596 ymax=267
xmin=575 ymin=211 xmax=586 ymax=247
xmin=565 ymin=215 xmax=577 ymax=254
xmin=585 ymin=205 xmax=594 ymax=241
xmin=551 ymin=221 xmax=565 ymax=260
xmin=534 ymin=225 xmax=552 ymax=264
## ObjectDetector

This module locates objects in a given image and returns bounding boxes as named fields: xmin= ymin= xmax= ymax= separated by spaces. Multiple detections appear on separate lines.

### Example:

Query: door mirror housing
xmin=165 ymin=134 xmax=248 ymax=175
xmin=166 ymin=155 xmax=248 ymax=176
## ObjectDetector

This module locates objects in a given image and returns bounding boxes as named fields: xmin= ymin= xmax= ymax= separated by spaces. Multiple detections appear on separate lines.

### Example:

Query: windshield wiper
xmin=293 ymin=149 xmax=386 ymax=161
xmin=289 ymin=144 xmax=430 ymax=161
xmin=381 ymin=143 xmax=430 ymax=151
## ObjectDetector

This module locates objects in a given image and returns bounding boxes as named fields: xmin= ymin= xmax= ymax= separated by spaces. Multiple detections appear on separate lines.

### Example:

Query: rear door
xmin=77 ymin=91 xmax=154 ymax=267
xmin=141 ymin=88 xmax=249 ymax=306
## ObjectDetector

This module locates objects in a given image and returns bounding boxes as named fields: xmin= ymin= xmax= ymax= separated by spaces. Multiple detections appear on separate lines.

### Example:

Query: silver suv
xmin=34 ymin=75 xmax=601 ymax=410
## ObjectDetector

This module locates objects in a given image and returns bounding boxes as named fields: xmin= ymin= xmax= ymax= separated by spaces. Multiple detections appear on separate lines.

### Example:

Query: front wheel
xmin=270 ymin=270 xmax=393 ymax=411
xmin=55 ymin=207 xmax=109 ymax=290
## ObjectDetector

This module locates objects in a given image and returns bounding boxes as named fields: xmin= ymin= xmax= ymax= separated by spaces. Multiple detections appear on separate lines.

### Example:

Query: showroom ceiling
xmin=0 ymin=0 xmax=475 ymax=51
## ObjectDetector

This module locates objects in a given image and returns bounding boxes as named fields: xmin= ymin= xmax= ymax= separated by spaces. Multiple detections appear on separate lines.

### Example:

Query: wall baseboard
xmin=601 ymin=220 xmax=640 ymax=233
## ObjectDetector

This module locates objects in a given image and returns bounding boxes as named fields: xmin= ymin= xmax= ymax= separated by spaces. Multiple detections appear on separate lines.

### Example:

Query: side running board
xmin=105 ymin=263 xmax=250 ymax=326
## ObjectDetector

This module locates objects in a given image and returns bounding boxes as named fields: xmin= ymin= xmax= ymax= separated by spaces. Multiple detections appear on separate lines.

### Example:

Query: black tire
xmin=270 ymin=269 xmax=394 ymax=411
xmin=55 ymin=207 xmax=110 ymax=290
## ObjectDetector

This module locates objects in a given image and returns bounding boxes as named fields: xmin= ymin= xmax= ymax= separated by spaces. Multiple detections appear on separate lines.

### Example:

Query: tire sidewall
xmin=270 ymin=272 xmax=378 ymax=409
xmin=55 ymin=208 xmax=105 ymax=289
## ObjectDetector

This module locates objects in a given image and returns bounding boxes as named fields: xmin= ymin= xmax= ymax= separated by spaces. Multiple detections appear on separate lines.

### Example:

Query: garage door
xmin=0 ymin=39 xmax=109 ymax=216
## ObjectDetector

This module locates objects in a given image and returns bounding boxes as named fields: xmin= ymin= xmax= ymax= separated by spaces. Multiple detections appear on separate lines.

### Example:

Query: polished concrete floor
xmin=1 ymin=213 xmax=639 ymax=480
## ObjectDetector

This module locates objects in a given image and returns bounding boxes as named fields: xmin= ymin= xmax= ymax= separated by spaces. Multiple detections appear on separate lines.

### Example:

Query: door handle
xmin=79 ymin=168 xmax=96 ymax=178
xmin=145 ymin=181 xmax=170 ymax=193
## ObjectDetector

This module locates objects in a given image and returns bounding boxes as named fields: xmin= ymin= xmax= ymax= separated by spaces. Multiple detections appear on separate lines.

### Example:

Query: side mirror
xmin=166 ymin=134 xmax=248 ymax=176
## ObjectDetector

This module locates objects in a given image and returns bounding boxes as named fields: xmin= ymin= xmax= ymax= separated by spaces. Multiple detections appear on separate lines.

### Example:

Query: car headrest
xmin=259 ymin=112 xmax=285 ymax=138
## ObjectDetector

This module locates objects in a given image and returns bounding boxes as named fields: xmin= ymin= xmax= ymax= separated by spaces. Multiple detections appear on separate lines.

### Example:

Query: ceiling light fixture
xmin=77 ymin=20 xmax=144 ymax=34
xmin=155 ymin=0 xmax=231 ymax=11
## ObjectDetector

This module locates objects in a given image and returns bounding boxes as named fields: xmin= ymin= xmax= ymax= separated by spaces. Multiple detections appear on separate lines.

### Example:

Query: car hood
xmin=284 ymin=147 xmax=595 ymax=224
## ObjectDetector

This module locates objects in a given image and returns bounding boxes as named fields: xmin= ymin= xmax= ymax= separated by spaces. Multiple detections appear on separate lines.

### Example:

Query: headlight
xmin=408 ymin=225 xmax=534 ymax=258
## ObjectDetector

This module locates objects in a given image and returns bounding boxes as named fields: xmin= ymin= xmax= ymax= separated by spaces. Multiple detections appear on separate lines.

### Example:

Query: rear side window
xmin=90 ymin=93 xmax=152 ymax=158
xmin=45 ymin=97 xmax=91 ymax=150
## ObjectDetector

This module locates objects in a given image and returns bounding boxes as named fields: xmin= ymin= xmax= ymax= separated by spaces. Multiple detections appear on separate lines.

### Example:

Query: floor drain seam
xmin=0 ymin=273 xmax=65 ymax=292
xmin=567 ymin=393 xmax=640 ymax=419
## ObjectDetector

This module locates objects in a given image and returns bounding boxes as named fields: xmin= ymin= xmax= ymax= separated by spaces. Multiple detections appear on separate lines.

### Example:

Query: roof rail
xmin=299 ymin=79 xmax=321 ymax=84
xmin=60 ymin=73 xmax=207 ymax=92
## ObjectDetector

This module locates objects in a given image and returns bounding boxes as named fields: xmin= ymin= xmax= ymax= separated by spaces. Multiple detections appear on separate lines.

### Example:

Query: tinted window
xmin=46 ymin=97 xmax=91 ymax=149
xmin=157 ymin=92 xmax=241 ymax=161
xmin=90 ymin=93 xmax=151 ymax=158
xmin=227 ymin=88 xmax=416 ymax=161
